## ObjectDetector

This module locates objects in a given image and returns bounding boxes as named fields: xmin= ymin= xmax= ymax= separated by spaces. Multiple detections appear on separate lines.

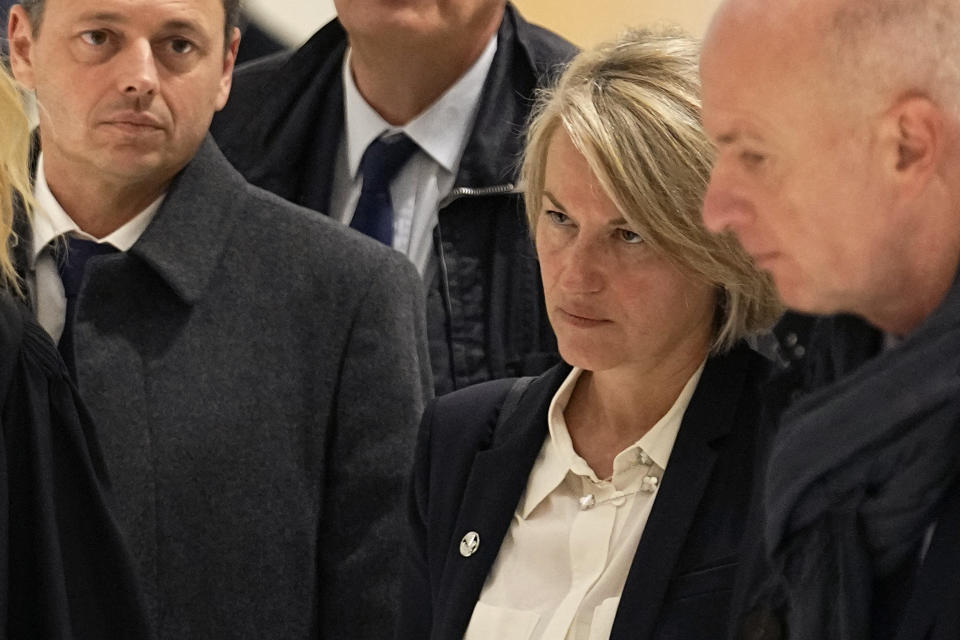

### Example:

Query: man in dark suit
xmin=701 ymin=0 xmax=960 ymax=638
xmin=7 ymin=0 xmax=431 ymax=638
xmin=210 ymin=1 xmax=577 ymax=395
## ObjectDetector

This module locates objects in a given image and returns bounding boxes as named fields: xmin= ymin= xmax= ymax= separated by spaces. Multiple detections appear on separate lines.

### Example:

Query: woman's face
xmin=536 ymin=130 xmax=717 ymax=375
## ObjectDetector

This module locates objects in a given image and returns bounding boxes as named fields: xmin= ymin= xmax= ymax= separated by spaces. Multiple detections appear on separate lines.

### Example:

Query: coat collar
xmin=128 ymin=136 xmax=245 ymax=305
xmin=452 ymin=3 xmax=576 ymax=191
xmin=15 ymin=134 xmax=240 ymax=307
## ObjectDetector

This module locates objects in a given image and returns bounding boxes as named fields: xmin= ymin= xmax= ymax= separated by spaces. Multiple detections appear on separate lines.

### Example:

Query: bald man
xmin=700 ymin=1 xmax=960 ymax=639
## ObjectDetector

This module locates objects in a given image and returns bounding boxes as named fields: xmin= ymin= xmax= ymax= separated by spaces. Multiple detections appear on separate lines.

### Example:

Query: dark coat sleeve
xmin=0 ymin=297 xmax=151 ymax=639
xmin=318 ymin=252 xmax=433 ymax=638
xmin=394 ymin=400 xmax=438 ymax=640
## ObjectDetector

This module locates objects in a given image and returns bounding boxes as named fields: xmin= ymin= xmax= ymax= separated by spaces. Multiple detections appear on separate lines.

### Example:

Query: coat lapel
xmin=129 ymin=136 xmax=244 ymax=305
xmin=434 ymin=365 xmax=570 ymax=639
xmin=610 ymin=347 xmax=753 ymax=640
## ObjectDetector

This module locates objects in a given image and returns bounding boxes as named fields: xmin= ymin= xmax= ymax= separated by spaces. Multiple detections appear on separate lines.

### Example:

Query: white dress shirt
xmin=30 ymin=154 xmax=163 ymax=341
xmin=329 ymin=34 xmax=498 ymax=275
xmin=465 ymin=362 xmax=706 ymax=640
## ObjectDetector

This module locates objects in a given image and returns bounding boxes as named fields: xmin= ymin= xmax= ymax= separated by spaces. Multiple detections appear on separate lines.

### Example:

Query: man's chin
xmin=774 ymin=277 xmax=846 ymax=318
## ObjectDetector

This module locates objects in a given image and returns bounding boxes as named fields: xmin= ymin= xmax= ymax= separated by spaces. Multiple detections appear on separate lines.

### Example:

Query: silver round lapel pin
xmin=459 ymin=531 xmax=480 ymax=557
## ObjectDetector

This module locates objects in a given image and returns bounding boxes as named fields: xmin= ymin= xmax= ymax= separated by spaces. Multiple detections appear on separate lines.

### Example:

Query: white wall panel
xmin=244 ymin=0 xmax=337 ymax=45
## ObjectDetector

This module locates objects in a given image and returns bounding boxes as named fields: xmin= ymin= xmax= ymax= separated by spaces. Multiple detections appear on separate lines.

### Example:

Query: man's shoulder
xmin=232 ymin=181 xmax=417 ymax=283
xmin=505 ymin=3 xmax=578 ymax=75
xmin=212 ymin=18 xmax=346 ymax=141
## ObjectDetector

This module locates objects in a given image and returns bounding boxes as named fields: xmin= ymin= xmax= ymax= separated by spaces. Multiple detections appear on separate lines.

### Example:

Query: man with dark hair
xmin=7 ymin=0 xmax=431 ymax=637
xmin=211 ymin=1 xmax=577 ymax=395
xmin=701 ymin=0 xmax=960 ymax=638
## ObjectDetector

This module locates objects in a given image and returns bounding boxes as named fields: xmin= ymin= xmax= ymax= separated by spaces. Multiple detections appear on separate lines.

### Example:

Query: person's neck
xmin=347 ymin=20 xmax=500 ymax=126
xmin=867 ymin=260 xmax=959 ymax=337
xmin=863 ymin=222 xmax=960 ymax=337
xmin=565 ymin=340 xmax=709 ymax=479
xmin=44 ymin=163 xmax=169 ymax=239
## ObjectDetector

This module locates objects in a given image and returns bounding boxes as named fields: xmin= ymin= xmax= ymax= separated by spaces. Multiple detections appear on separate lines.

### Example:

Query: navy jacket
xmin=398 ymin=343 xmax=770 ymax=639
xmin=211 ymin=4 xmax=577 ymax=394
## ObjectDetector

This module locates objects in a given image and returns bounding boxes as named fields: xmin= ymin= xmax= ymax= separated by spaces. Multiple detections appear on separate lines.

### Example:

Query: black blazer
xmin=397 ymin=343 xmax=770 ymax=640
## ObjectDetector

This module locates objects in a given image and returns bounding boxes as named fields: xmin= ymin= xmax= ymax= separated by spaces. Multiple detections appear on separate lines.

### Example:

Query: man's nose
xmin=117 ymin=39 xmax=159 ymax=98
xmin=702 ymin=163 xmax=754 ymax=235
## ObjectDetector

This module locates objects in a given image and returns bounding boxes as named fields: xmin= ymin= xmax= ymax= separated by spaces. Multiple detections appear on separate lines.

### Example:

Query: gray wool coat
xmin=20 ymin=137 xmax=433 ymax=639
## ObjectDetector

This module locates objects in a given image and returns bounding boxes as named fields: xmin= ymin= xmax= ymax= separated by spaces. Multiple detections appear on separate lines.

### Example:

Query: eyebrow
xmin=715 ymin=132 xmax=740 ymax=146
xmin=543 ymin=190 xmax=566 ymax=211
xmin=543 ymin=190 xmax=629 ymax=226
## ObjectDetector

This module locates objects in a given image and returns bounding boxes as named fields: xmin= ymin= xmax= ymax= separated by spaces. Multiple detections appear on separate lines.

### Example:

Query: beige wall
xmin=244 ymin=1 xmax=723 ymax=48
xmin=512 ymin=0 xmax=723 ymax=46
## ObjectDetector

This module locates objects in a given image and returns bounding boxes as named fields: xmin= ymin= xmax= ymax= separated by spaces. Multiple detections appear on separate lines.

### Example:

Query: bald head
xmin=707 ymin=0 xmax=960 ymax=115
xmin=700 ymin=0 xmax=960 ymax=333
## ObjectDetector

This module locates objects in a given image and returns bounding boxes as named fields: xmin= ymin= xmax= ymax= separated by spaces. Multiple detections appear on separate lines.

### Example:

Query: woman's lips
xmin=557 ymin=307 xmax=611 ymax=327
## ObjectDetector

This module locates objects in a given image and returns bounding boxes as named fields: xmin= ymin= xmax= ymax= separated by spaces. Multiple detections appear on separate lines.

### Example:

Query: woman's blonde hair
xmin=0 ymin=63 xmax=31 ymax=294
xmin=522 ymin=28 xmax=781 ymax=353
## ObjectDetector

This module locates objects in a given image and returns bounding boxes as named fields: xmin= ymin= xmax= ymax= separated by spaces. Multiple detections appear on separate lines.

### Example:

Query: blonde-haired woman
xmin=396 ymin=29 xmax=780 ymax=640
xmin=0 ymin=65 xmax=148 ymax=637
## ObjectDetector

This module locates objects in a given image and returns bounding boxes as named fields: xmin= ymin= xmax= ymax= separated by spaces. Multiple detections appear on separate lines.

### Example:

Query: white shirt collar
xmin=31 ymin=153 xmax=164 ymax=264
xmin=341 ymin=33 xmax=498 ymax=179
xmin=520 ymin=360 xmax=708 ymax=519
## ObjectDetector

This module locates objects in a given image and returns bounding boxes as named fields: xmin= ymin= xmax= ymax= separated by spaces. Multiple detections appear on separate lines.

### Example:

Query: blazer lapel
xmin=610 ymin=347 xmax=752 ymax=640
xmin=434 ymin=366 xmax=569 ymax=640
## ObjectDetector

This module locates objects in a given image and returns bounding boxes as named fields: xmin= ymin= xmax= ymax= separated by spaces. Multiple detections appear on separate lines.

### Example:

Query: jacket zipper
xmin=438 ymin=183 xmax=517 ymax=210
xmin=434 ymin=181 xmax=518 ymax=390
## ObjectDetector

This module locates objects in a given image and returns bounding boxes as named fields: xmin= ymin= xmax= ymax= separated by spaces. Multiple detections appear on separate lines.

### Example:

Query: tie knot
xmin=359 ymin=133 xmax=419 ymax=193
xmin=55 ymin=237 xmax=118 ymax=297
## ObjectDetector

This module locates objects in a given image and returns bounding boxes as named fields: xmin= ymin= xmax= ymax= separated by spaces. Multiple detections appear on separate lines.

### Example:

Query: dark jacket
xmin=731 ymin=314 xmax=960 ymax=640
xmin=16 ymin=138 xmax=433 ymax=640
xmin=210 ymin=4 xmax=578 ymax=394
xmin=397 ymin=343 xmax=771 ymax=639
xmin=0 ymin=292 xmax=150 ymax=639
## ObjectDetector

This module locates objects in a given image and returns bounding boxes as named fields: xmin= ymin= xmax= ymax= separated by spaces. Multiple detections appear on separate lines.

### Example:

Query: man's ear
xmin=880 ymin=95 xmax=942 ymax=195
xmin=8 ymin=6 xmax=38 ymax=90
xmin=214 ymin=26 xmax=241 ymax=111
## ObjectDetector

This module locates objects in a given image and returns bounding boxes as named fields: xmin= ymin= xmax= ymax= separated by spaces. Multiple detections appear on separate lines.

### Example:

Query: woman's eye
xmin=80 ymin=30 xmax=109 ymax=46
xmin=618 ymin=228 xmax=644 ymax=244
xmin=545 ymin=209 xmax=570 ymax=225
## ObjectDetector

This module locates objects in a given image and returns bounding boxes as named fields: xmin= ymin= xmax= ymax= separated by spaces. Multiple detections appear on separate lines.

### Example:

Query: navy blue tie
xmin=56 ymin=237 xmax=117 ymax=378
xmin=349 ymin=133 xmax=419 ymax=246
